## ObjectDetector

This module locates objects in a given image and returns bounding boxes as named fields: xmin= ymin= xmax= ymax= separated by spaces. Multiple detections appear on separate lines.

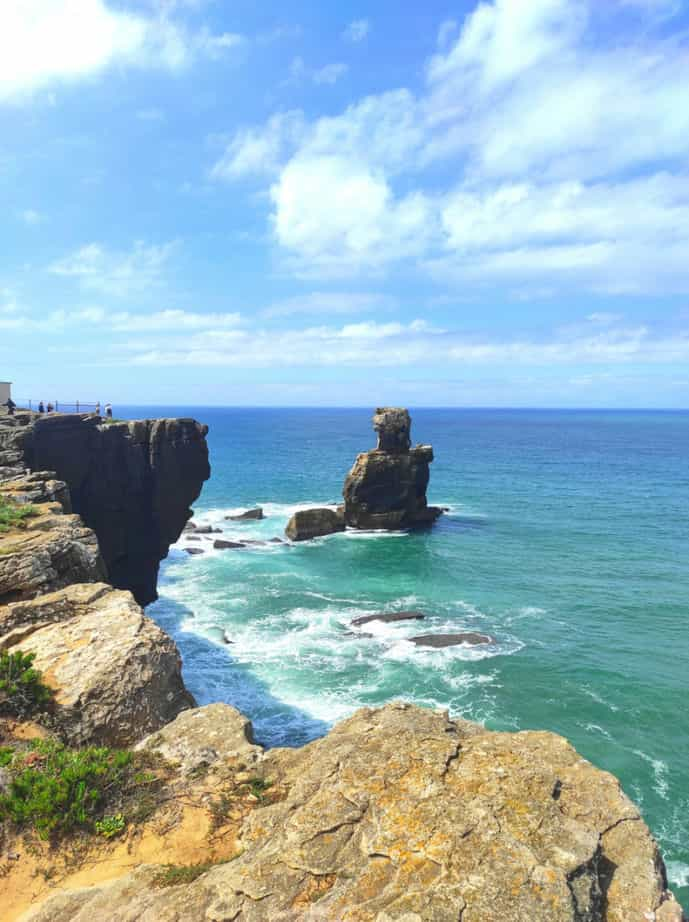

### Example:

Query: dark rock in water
xmin=410 ymin=632 xmax=494 ymax=648
xmin=343 ymin=408 xmax=444 ymax=530
xmin=183 ymin=521 xmax=197 ymax=532
xmin=285 ymin=507 xmax=345 ymax=541
xmin=213 ymin=539 xmax=246 ymax=549
xmin=184 ymin=547 xmax=205 ymax=555
xmin=269 ymin=537 xmax=284 ymax=544
xmin=186 ymin=535 xmax=201 ymax=542
xmin=351 ymin=610 xmax=426 ymax=627
xmin=226 ymin=507 xmax=264 ymax=521
xmin=222 ymin=631 xmax=234 ymax=644
xmin=195 ymin=525 xmax=221 ymax=534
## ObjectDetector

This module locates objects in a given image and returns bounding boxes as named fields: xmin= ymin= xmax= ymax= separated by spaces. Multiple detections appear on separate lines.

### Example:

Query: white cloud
xmin=118 ymin=315 xmax=689 ymax=369
xmin=261 ymin=291 xmax=395 ymax=319
xmin=211 ymin=111 xmax=305 ymax=179
xmin=312 ymin=62 xmax=348 ymax=85
xmin=343 ymin=19 xmax=370 ymax=43
xmin=49 ymin=241 xmax=176 ymax=297
xmin=270 ymin=155 xmax=434 ymax=277
xmin=0 ymin=0 xmax=244 ymax=103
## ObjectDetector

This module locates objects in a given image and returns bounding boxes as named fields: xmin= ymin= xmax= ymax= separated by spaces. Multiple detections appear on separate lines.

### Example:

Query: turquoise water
xmin=128 ymin=407 xmax=687 ymax=907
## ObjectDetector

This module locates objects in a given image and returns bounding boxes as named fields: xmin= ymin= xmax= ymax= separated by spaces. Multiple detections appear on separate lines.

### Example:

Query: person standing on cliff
xmin=104 ymin=402 xmax=113 ymax=419
xmin=3 ymin=397 xmax=16 ymax=416
xmin=38 ymin=400 xmax=45 ymax=413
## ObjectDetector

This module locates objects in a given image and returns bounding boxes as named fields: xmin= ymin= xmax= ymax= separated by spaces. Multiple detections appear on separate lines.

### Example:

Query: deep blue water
xmin=118 ymin=406 xmax=688 ymax=907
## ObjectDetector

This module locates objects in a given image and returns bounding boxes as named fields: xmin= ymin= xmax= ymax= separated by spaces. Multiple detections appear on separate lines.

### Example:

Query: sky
xmin=1 ymin=0 xmax=689 ymax=408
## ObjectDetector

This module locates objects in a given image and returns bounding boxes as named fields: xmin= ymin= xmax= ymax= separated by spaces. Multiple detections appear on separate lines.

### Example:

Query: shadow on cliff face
xmin=146 ymin=593 xmax=330 ymax=749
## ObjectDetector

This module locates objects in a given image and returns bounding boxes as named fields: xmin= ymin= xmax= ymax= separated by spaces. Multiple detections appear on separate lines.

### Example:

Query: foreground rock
xmin=0 ymin=583 xmax=194 ymax=746
xmin=410 ymin=631 xmax=495 ymax=647
xmin=351 ymin=610 xmax=426 ymax=626
xmin=343 ymin=407 xmax=444 ymax=529
xmin=0 ymin=492 xmax=105 ymax=605
xmin=285 ymin=506 xmax=345 ymax=541
xmin=21 ymin=702 xmax=684 ymax=922
xmin=2 ymin=413 xmax=210 ymax=605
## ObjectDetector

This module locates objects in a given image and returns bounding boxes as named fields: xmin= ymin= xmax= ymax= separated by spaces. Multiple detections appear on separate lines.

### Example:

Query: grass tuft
xmin=0 ymin=496 xmax=38 ymax=533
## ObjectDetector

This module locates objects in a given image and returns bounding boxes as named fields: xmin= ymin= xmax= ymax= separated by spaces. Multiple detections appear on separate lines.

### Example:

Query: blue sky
xmin=1 ymin=0 xmax=689 ymax=407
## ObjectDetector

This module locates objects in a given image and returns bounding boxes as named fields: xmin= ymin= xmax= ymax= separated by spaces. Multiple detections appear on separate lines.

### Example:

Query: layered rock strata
xmin=285 ymin=507 xmax=345 ymax=541
xmin=21 ymin=702 xmax=685 ymax=922
xmin=343 ymin=407 xmax=444 ymax=529
xmin=1 ymin=413 xmax=210 ymax=605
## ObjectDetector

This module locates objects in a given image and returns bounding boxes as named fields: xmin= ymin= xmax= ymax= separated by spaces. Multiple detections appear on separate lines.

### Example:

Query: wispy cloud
xmin=48 ymin=241 xmax=177 ymax=297
xmin=343 ymin=19 xmax=370 ymax=43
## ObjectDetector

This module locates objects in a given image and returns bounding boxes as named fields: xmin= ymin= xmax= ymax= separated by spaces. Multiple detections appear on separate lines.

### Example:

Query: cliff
xmin=1 ymin=413 xmax=210 ymax=605
xmin=0 ymin=412 xmax=685 ymax=922
xmin=343 ymin=407 xmax=444 ymax=529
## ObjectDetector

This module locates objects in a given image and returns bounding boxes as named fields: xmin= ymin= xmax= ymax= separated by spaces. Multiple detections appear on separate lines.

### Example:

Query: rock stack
xmin=343 ymin=407 xmax=444 ymax=529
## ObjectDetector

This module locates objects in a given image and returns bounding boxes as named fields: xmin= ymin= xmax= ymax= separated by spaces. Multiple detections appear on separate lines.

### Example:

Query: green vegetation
xmin=152 ymin=862 xmax=218 ymax=888
xmin=0 ymin=496 xmax=38 ymax=533
xmin=0 ymin=739 xmax=133 ymax=840
xmin=0 ymin=741 xmax=167 ymax=843
xmin=94 ymin=813 xmax=126 ymax=839
xmin=247 ymin=776 xmax=273 ymax=802
xmin=0 ymin=747 xmax=13 ymax=767
xmin=0 ymin=650 xmax=54 ymax=718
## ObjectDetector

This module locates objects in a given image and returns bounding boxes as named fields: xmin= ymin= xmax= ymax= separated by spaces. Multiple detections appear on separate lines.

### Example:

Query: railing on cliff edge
xmin=13 ymin=399 xmax=103 ymax=413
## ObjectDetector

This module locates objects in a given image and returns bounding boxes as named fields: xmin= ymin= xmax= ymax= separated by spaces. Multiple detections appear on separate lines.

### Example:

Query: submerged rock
xmin=410 ymin=631 xmax=495 ymax=648
xmin=285 ymin=507 xmax=345 ymax=541
xmin=23 ymin=702 xmax=685 ymax=922
xmin=343 ymin=407 xmax=444 ymax=530
xmin=194 ymin=525 xmax=221 ymax=534
xmin=226 ymin=507 xmax=264 ymax=521
xmin=213 ymin=539 xmax=246 ymax=549
xmin=351 ymin=610 xmax=426 ymax=626
xmin=184 ymin=546 xmax=204 ymax=555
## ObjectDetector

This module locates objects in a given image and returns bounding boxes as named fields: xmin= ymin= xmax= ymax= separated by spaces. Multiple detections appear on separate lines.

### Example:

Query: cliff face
xmin=343 ymin=408 xmax=444 ymax=529
xmin=4 ymin=414 xmax=210 ymax=605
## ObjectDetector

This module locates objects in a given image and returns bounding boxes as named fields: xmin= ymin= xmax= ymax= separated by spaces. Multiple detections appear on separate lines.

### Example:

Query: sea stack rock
xmin=343 ymin=408 xmax=444 ymax=529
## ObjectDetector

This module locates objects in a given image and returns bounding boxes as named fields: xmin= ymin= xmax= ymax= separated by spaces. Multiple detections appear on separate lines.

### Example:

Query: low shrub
xmin=0 ymin=497 xmax=38 ymax=533
xmin=153 ymin=862 xmax=217 ymax=888
xmin=0 ymin=738 xmax=171 ymax=844
xmin=0 ymin=650 xmax=53 ymax=718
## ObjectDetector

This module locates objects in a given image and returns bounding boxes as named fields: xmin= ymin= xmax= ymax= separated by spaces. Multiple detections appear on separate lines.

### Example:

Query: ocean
xmin=120 ymin=406 xmax=688 ymax=908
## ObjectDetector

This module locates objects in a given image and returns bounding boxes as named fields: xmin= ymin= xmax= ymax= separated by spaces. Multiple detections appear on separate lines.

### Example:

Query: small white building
xmin=0 ymin=381 xmax=11 ymax=410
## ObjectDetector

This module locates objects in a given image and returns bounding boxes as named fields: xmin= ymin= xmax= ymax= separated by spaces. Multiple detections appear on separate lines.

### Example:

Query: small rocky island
xmin=286 ymin=407 xmax=444 ymax=540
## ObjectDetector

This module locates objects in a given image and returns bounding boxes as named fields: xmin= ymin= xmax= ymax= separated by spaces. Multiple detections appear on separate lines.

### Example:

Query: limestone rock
xmin=0 ymin=583 xmax=194 ymax=746
xmin=0 ymin=499 xmax=105 ymax=605
xmin=343 ymin=408 xmax=444 ymax=530
xmin=136 ymin=702 xmax=261 ymax=776
xmin=285 ymin=507 xmax=345 ymax=541
xmin=20 ymin=703 xmax=685 ymax=922
xmin=16 ymin=414 xmax=210 ymax=606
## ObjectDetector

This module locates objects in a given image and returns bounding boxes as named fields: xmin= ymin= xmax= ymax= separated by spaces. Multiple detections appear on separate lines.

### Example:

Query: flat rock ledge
xmin=20 ymin=702 xmax=685 ymax=922
xmin=0 ymin=583 xmax=194 ymax=747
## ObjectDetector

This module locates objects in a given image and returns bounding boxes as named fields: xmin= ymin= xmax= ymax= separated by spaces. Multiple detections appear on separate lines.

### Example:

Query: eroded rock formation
xmin=285 ymin=507 xmax=345 ymax=541
xmin=343 ymin=407 xmax=444 ymax=530
xmin=1 ymin=413 xmax=210 ymax=605
xmin=20 ymin=702 xmax=685 ymax=922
